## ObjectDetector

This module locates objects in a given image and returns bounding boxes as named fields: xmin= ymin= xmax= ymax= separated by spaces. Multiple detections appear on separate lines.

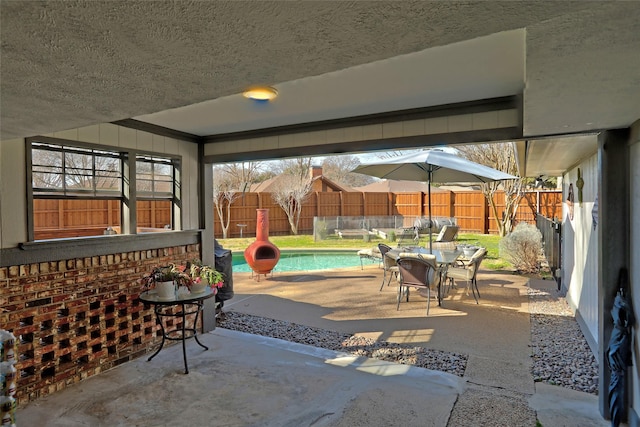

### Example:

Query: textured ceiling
xmin=1 ymin=1 xmax=639 ymax=176
xmin=135 ymin=29 xmax=526 ymax=136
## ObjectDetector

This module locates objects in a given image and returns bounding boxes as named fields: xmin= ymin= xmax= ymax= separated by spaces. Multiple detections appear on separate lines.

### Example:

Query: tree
xmin=321 ymin=154 xmax=375 ymax=187
xmin=212 ymin=167 xmax=241 ymax=239
xmin=455 ymin=143 xmax=523 ymax=236
xmin=271 ymin=158 xmax=313 ymax=179
xmin=218 ymin=161 xmax=265 ymax=192
xmin=211 ymin=161 xmax=267 ymax=238
xmin=271 ymin=172 xmax=313 ymax=235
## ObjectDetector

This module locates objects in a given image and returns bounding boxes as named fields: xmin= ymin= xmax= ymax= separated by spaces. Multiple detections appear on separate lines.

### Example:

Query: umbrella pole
xmin=428 ymin=169 xmax=433 ymax=254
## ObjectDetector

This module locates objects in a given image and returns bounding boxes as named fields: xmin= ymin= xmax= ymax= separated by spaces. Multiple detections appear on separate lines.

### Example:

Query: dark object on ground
xmin=214 ymin=239 xmax=234 ymax=306
xmin=606 ymin=268 xmax=634 ymax=427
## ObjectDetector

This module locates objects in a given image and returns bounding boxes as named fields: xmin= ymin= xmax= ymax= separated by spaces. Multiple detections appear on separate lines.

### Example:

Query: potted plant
xmin=140 ymin=264 xmax=190 ymax=298
xmin=185 ymin=259 xmax=224 ymax=294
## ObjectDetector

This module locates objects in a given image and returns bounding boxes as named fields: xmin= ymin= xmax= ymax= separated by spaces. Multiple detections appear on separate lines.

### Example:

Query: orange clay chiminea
xmin=244 ymin=209 xmax=280 ymax=280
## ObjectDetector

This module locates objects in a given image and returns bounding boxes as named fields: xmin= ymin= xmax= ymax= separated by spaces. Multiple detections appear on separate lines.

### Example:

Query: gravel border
xmin=528 ymin=283 xmax=599 ymax=394
xmin=217 ymin=311 xmax=468 ymax=377
xmin=217 ymin=280 xmax=599 ymax=394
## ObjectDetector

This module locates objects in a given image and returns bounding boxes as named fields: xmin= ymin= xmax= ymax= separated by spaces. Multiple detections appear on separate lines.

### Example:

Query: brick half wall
xmin=0 ymin=243 xmax=201 ymax=406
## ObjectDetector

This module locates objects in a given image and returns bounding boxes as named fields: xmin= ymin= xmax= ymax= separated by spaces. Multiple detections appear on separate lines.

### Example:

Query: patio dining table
xmin=387 ymin=246 xmax=463 ymax=305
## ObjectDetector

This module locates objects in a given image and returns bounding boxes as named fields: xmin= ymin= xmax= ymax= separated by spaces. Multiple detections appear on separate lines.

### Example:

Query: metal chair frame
xmin=377 ymin=243 xmax=399 ymax=291
xmin=396 ymin=255 xmax=441 ymax=315
xmin=446 ymin=248 xmax=486 ymax=303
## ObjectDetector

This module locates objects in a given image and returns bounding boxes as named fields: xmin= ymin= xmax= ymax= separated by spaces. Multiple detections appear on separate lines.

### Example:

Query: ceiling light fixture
xmin=242 ymin=86 xmax=278 ymax=101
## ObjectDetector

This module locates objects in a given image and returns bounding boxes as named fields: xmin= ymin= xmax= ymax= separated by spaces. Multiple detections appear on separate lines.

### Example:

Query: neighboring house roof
xmin=311 ymin=175 xmax=355 ymax=192
xmin=354 ymin=180 xmax=447 ymax=193
xmin=249 ymin=177 xmax=278 ymax=193
xmin=249 ymin=174 xmax=354 ymax=193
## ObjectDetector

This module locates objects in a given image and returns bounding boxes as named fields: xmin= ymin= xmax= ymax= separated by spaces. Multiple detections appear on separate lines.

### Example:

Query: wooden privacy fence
xmin=216 ymin=190 xmax=563 ymax=237
xmin=32 ymin=199 xmax=171 ymax=240
xmin=32 ymin=190 xmax=562 ymax=239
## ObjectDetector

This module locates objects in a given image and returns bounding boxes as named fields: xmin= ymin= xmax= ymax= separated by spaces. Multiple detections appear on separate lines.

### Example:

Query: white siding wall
xmin=0 ymin=138 xmax=28 ymax=248
xmin=204 ymin=109 xmax=519 ymax=157
xmin=562 ymin=154 xmax=599 ymax=346
xmin=0 ymin=125 xmax=200 ymax=249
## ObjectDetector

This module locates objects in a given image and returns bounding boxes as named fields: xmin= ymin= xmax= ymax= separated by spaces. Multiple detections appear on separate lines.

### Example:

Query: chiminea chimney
xmin=244 ymin=209 xmax=280 ymax=281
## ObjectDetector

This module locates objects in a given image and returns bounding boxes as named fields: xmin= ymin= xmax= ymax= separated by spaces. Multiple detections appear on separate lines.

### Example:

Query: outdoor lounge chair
xmin=436 ymin=224 xmax=459 ymax=242
xmin=445 ymin=247 xmax=487 ymax=303
xmin=431 ymin=225 xmax=459 ymax=250
xmin=396 ymin=254 xmax=441 ymax=315
xmin=377 ymin=243 xmax=399 ymax=291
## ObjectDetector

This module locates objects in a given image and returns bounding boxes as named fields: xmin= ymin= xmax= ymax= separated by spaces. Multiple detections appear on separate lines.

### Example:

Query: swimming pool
xmin=231 ymin=250 xmax=367 ymax=273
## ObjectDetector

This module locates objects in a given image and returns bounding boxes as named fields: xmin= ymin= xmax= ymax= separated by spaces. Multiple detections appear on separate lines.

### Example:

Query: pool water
xmin=232 ymin=251 xmax=366 ymax=273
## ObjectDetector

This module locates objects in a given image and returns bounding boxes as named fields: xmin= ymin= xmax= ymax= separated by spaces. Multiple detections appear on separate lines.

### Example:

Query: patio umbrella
xmin=352 ymin=149 xmax=518 ymax=252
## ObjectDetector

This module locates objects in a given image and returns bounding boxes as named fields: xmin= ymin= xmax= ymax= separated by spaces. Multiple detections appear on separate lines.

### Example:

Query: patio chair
xmin=431 ymin=225 xmax=459 ymax=250
xmin=396 ymin=255 xmax=442 ymax=315
xmin=437 ymin=225 xmax=459 ymax=242
xmin=377 ymin=243 xmax=399 ymax=291
xmin=445 ymin=247 xmax=487 ymax=303
xmin=357 ymin=246 xmax=382 ymax=270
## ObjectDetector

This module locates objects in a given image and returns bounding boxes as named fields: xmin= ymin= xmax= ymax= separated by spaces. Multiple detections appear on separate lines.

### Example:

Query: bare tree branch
xmin=212 ymin=167 xmax=241 ymax=238
xmin=220 ymin=161 xmax=264 ymax=192
xmin=271 ymin=173 xmax=313 ymax=235
xmin=321 ymin=154 xmax=375 ymax=187
xmin=272 ymin=158 xmax=313 ymax=180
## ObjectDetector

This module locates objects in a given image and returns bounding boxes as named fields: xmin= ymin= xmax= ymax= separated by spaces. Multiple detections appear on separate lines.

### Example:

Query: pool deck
xmin=19 ymin=263 xmax=608 ymax=426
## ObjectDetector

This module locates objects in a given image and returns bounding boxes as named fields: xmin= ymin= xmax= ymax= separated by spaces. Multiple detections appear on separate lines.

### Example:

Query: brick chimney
xmin=310 ymin=165 xmax=323 ymax=178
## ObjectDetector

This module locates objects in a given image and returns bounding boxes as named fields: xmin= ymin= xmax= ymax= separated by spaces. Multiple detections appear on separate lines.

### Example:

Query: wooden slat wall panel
xmin=361 ymin=192 xmax=392 ymax=217
xmin=298 ymin=193 xmax=318 ymax=234
xmin=542 ymin=192 xmax=563 ymax=220
xmin=343 ymin=192 xmax=365 ymax=216
xmin=33 ymin=199 xmax=122 ymax=239
xmin=420 ymin=191 xmax=455 ymax=219
xmin=395 ymin=193 xmax=422 ymax=218
xmin=454 ymin=192 xmax=487 ymax=233
xmin=33 ymin=199 xmax=60 ymax=229
xmin=316 ymin=192 xmax=342 ymax=217
xmin=136 ymin=200 xmax=171 ymax=228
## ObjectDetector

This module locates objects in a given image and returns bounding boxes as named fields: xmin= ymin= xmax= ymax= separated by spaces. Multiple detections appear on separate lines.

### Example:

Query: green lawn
xmin=217 ymin=232 xmax=513 ymax=271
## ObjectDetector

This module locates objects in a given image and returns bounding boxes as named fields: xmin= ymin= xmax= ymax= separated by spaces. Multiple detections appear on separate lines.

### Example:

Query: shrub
xmin=387 ymin=231 xmax=396 ymax=243
xmin=499 ymin=223 xmax=543 ymax=273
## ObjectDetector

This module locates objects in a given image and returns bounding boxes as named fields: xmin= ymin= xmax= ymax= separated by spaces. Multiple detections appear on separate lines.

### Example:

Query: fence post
xmin=448 ymin=191 xmax=455 ymax=218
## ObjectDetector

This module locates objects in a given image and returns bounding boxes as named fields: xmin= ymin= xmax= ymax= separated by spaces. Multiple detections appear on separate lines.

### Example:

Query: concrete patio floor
xmin=19 ymin=263 xmax=608 ymax=426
